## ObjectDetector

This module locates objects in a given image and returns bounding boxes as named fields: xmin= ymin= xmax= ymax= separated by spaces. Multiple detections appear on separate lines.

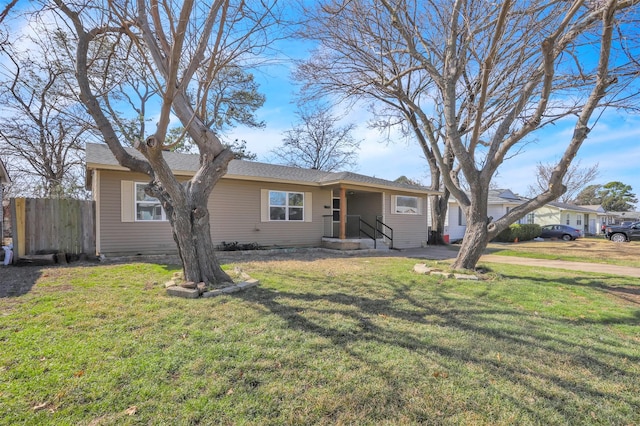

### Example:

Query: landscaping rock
xmin=197 ymin=282 xmax=206 ymax=294
xmin=202 ymin=289 xmax=225 ymax=298
xmin=221 ymin=285 xmax=241 ymax=294
xmin=237 ymin=278 xmax=259 ymax=289
xmin=413 ymin=263 xmax=433 ymax=274
xmin=164 ymin=280 xmax=176 ymax=288
xmin=166 ymin=286 xmax=200 ymax=299
xmin=180 ymin=281 xmax=196 ymax=289
xmin=453 ymin=273 xmax=479 ymax=281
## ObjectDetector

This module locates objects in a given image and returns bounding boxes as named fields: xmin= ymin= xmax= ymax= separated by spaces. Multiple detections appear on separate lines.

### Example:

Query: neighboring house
xmin=604 ymin=211 xmax=640 ymax=225
xmin=447 ymin=189 xmax=608 ymax=240
xmin=0 ymin=158 xmax=11 ymax=244
xmin=86 ymin=143 xmax=439 ymax=256
xmin=446 ymin=189 xmax=527 ymax=242
xmin=534 ymin=202 xmax=606 ymax=235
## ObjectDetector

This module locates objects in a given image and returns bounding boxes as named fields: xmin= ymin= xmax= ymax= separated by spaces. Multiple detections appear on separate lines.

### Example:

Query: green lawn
xmin=1 ymin=257 xmax=639 ymax=425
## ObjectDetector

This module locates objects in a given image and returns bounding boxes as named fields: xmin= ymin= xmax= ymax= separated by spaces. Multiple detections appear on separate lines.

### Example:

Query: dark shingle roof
xmin=547 ymin=201 xmax=606 ymax=213
xmin=85 ymin=143 xmax=434 ymax=194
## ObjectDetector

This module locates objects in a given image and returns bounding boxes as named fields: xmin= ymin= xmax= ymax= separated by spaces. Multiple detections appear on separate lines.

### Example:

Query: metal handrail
xmin=376 ymin=218 xmax=394 ymax=249
xmin=358 ymin=217 xmax=393 ymax=249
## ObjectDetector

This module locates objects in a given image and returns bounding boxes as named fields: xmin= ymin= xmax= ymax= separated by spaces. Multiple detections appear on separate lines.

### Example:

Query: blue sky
xmin=5 ymin=7 xmax=638 ymax=206
xmin=229 ymin=55 xmax=640 ymax=204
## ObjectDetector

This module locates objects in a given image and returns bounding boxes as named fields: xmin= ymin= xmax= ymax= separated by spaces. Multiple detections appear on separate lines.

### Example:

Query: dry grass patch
xmin=486 ymin=238 xmax=640 ymax=267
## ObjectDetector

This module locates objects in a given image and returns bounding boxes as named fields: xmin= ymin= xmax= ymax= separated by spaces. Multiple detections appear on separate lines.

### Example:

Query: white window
xmin=135 ymin=183 xmax=166 ymax=221
xmin=526 ymin=212 xmax=535 ymax=224
xmin=566 ymin=213 xmax=571 ymax=225
xmin=395 ymin=196 xmax=420 ymax=214
xmin=577 ymin=214 xmax=582 ymax=226
xmin=269 ymin=191 xmax=304 ymax=221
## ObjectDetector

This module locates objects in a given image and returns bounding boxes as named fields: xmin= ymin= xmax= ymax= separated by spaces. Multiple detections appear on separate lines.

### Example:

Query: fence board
xmin=10 ymin=197 xmax=95 ymax=257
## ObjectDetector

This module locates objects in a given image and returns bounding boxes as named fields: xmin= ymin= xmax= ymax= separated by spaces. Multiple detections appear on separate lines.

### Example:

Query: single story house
xmin=86 ymin=143 xmax=439 ymax=256
xmin=446 ymin=189 xmax=527 ymax=242
xmin=447 ymin=189 xmax=608 ymax=239
xmin=535 ymin=202 xmax=606 ymax=235
xmin=0 ymin=158 xmax=11 ymax=244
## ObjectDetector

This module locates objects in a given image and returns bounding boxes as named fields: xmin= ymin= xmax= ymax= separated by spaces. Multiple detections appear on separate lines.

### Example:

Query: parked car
xmin=539 ymin=224 xmax=582 ymax=241
xmin=606 ymin=222 xmax=640 ymax=242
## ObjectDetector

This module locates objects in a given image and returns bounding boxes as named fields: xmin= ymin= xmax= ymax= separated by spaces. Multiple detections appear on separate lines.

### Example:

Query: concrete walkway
xmin=398 ymin=246 xmax=640 ymax=278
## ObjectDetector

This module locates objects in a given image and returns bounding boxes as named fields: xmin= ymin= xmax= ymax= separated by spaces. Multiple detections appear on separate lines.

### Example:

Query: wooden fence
xmin=10 ymin=197 xmax=95 ymax=259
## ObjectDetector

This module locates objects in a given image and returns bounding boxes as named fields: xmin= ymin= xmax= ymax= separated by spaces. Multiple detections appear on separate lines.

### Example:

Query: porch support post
xmin=339 ymin=186 xmax=347 ymax=240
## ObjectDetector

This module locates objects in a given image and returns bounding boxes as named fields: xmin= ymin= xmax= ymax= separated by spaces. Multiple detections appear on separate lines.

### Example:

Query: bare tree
xmin=0 ymin=29 xmax=90 ymax=198
xmin=527 ymin=160 xmax=600 ymax=204
xmin=52 ymin=0 xmax=282 ymax=286
xmin=271 ymin=105 xmax=361 ymax=171
xmin=0 ymin=0 xmax=18 ymax=25
xmin=297 ymin=0 xmax=639 ymax=269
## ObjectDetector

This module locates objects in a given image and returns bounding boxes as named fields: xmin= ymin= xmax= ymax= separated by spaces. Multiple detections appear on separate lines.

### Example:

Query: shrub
xmin=494 ymin=224 xmax=541 ymax=242
xmin=219 ymin=241 xmax=263 ymax=251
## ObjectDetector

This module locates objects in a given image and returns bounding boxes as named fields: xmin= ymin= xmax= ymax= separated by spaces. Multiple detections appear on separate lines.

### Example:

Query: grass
xmin=485 ymin=237 xmax=640 ymax=268
xmin=1 ymin=256 xmax=639 ymax=425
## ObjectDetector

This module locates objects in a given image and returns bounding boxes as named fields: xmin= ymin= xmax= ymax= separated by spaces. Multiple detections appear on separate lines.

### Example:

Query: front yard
xmin=1 ymin=250 xmax=639 ymax=424
xmin=486 ymin=237 xmax=640 ymax=267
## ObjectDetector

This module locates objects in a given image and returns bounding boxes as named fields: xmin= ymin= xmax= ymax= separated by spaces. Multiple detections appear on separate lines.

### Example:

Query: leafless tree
xmin=52 ymin=0 xmax=283 ymax=286
xmin=271 ymin=105 xmax=361 ymax=171
xmin=0 ymin=29 xmax=90 ymax=198
xmin=297 ymin=0 xmax=640 ymax=269
xmin=0 ymin=0 xmax=18 ymax=25
xmin=527 ymin=160 xmax=600 ymax=204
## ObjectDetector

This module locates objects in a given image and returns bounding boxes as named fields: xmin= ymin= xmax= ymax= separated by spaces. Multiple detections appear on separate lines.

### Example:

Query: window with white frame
xmin=526 ymin=212 xmax=535 ymax=224
xmin=577 ymin=214 xmax=583 ymax=226
xmin=269 ymin=191 xmax=304 ymax=221
xmin=135 ymin=183 xmax=166 ymax=221
xmin=395 ymin=195 xmax=419 ymax=214
xmin=565 ymin=213 xmax=571 ymax=225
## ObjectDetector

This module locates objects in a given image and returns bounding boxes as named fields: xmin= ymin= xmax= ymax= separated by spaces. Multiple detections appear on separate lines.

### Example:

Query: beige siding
xmin=97 ymin=171 xmax=332 ymax=255
xmin=384 ymin=193 xmax=428 ymax=248
xmin=99 ymin=171 xmax=175 ymax=255
xmin=347 ymin=192 xmax=382 ymax=225
xmin=210 ymin=180 xmax=330 ymax=247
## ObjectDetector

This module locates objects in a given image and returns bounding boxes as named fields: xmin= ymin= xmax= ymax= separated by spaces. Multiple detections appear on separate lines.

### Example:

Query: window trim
xmin=260 ymin=189 xmax=313 ymax=223
xmin=268 ymin=190 xmax=304 ymax=221
xmin=394 ymin=195 xmax=421 ymax=215
xmin=134 ymin=182 xmax=167 ymax=222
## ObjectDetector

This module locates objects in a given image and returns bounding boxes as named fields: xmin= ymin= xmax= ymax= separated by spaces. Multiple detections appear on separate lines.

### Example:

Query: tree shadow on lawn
xmin=0 ymin=265 xmax=44 ymax=297
xmin=236 ymin=281 xmax=639 ymax=422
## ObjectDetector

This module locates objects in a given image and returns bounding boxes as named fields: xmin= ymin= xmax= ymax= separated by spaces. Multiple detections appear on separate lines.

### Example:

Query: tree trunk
xmin=451 ymin=219 xmax=489 ymax=270
xmin=429 ymin=193 xmax=450 ymax=245
xmin=164 ymin=195 xmax=231 ymax=287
